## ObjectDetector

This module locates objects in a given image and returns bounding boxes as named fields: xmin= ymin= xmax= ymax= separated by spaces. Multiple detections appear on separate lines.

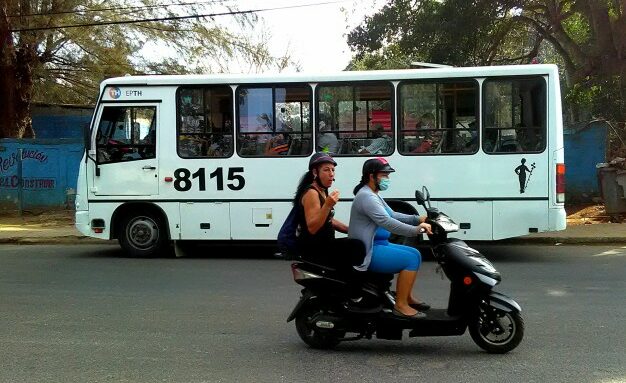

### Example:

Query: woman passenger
xmin=294 ymin=153 xmax=364 ymax=270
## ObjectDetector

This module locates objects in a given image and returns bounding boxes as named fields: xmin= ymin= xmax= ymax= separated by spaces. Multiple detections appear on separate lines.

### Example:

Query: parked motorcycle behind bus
xmin=287 ymin=187 xmax=524 ymax=353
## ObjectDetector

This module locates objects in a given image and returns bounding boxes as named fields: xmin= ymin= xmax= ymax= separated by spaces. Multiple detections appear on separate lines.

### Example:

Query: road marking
xmin=546 ymin=289 xmax=568 ymax=297
xmin=593 ymin=248 xmax=626 ymax=257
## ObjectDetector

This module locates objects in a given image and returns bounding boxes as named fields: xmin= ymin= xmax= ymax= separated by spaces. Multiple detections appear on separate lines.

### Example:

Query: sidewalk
xmin=1 ymin=208 xmax=626 ymax=246
xmin=0 ymin=211 xmax=109 ymax=245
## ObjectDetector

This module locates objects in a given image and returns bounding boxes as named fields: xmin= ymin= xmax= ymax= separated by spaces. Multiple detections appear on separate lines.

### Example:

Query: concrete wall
xmin=0 ymin=139 xmax=84 ymax=210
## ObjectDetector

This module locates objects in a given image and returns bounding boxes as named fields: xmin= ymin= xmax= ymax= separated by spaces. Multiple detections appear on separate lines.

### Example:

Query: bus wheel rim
xmin=128 ymin=217 xmax=158 ymax=249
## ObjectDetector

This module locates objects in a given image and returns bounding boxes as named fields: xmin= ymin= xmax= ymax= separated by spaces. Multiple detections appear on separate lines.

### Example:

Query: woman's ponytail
xmin=352 ymin=174 xmax=369 ymax=195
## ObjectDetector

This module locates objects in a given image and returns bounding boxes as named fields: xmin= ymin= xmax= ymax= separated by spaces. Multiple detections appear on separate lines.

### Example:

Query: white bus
xmin=75 ymin=65 xmax=566 ymax=256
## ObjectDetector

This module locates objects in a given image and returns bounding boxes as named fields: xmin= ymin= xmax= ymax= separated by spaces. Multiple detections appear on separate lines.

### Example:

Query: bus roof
xmin=101 ymin=64 xmax=558 ymax=88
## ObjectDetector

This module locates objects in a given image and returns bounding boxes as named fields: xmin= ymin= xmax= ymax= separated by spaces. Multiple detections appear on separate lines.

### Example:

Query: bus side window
xmin=398 ymin=81 xmax=478 ymax=156
xmin=177 ymin=86 xmax=233 ymax=158
xmin=96 ymin=106 xmax=156 ymax=164
xmin=236 ymin=85 xmax=312 ymax=157
xmin=483 ymin=77 xmax=546 ymax=154
xmin=315 ymin=83 xmax=393 ymax=156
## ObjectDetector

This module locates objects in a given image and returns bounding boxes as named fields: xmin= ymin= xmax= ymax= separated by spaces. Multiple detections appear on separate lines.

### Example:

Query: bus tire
xmin=118 ymin=211 xmax=169 ymax=257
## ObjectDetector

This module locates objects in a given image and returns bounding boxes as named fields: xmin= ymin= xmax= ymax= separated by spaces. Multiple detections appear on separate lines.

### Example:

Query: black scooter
xmin=287 ymin=187 xmax=524 ymax=353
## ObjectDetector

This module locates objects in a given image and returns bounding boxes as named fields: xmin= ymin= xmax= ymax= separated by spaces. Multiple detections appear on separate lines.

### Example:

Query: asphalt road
xmin=0 ymin=243 xmax=625 ymax=383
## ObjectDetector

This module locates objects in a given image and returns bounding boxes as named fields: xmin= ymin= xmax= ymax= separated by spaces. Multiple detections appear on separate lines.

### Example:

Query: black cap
xmin=362 ymin=157 xmax=395 ymax=176
xmin=309 ymin=152 xmax=337 ymax=170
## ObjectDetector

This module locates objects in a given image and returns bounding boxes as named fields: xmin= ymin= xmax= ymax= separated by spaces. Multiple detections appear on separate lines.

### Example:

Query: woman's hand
xmin=324 ymin=190 xmax=340 ymax=208
xmin=418 ymin=222 xmax=432 ymax=235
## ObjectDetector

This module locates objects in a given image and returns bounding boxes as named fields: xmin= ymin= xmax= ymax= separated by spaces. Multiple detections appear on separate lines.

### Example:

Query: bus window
xmin=316 ymin=83 xmax=393 ymax=156
xmin=236 ymin=84 xmax=312 ymax=157
xmin=398 ymin=81 xmax=478 ymax=155
xmin=96 ymin=106 xmax=156 ymax=163
xmin=177 ymin=86 xmax=233 ymax=158
xmin=483 ymin=77 xmax=546 ymax=154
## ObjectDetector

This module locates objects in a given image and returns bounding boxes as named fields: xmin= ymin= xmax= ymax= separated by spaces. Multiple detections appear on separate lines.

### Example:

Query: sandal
xmin=409 ymin=302 xmax=431 ymax=311
xmin=392 ymin=308 xmax=426 ymax=319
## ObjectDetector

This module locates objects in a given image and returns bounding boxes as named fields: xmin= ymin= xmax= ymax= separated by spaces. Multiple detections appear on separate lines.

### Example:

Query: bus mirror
xmin=83 ymin=124 xmax=91 ymax=151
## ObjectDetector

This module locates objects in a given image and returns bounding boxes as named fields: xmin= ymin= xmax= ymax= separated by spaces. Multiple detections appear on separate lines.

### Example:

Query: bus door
xmin=90 ymin=103 xmax=159 ymax=196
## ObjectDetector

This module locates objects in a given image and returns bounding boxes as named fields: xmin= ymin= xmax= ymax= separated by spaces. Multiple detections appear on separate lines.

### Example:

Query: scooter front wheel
xmin=295 ymin=299 xmax=344 ymax=349
xmin=469 ymin=305 xmax=524 ymax=354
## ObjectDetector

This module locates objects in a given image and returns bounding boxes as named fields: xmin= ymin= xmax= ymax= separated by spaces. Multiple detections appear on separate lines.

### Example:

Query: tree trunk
xmin=14 ymin=44 xmax=36 ymax=138
xmin=0 ymin=1 xmax=16 ymax=138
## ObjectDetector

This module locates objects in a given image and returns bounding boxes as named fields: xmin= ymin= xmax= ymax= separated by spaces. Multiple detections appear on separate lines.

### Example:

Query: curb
xmin=0 ymin=236 xmax=114 ymax=245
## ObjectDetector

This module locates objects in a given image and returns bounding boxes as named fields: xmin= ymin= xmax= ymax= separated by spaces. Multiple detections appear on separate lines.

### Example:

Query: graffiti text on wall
xmin=0 ymin=150 xmax=49 ymax=174
xmin=0 ymin=177 xmax=56 ymax=189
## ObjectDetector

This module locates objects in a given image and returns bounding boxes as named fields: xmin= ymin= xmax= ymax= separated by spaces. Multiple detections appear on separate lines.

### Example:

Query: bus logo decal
xmin=109 ymin=87 xmax=122 ymax=99
xmin=515 ymin=158 xmax=536 ymax=194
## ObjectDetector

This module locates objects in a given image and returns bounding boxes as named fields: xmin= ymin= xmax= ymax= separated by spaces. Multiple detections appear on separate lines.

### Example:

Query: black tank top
xmin=297 ymin=186 xmax=335 ymax=247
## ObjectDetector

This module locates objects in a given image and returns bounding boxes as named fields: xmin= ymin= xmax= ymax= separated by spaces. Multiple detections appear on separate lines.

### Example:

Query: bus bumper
xmin=549 ymin=206 xmax=567 ymax=231
xmin=75 ymin=210 xmax=91 ymax=236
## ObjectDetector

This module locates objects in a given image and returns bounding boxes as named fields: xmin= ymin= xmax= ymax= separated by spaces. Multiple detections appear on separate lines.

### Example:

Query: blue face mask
xmin=379 ymin=178 xmax=390 ymax=191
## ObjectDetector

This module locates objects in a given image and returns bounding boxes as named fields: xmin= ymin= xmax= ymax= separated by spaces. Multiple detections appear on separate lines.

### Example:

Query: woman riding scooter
xmin=349 ymin=157 xmax=432 ymax=318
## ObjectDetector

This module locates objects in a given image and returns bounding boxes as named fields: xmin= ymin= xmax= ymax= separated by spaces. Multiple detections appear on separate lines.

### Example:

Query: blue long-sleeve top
xmin=348 ymin=186 xmax=420 ymax=271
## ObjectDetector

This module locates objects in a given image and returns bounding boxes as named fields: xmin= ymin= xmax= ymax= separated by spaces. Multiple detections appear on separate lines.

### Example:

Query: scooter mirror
xmin=422 ymin=186 xmax=430 ymax=201
xmin=415 ymin=190 xmax=426 ymax=205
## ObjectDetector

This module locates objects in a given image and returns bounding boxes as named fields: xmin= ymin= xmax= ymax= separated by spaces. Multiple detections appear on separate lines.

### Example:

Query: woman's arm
xmin=361 ymin=193 xmax=418 ymax=237
xmin=302 ymin=189 xmax=338 ymax=234
xmin=332 ymin=219 xmax=348 ymax=234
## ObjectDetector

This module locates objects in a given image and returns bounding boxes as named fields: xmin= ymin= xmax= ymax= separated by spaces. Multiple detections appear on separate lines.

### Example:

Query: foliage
xmin=0 ymin=0 xmax=293 ymax=137
xmin=347 ymin=0 xmax=625 ymax=124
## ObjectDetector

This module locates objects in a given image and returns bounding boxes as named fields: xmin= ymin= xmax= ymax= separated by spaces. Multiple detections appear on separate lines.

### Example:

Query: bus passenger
xmin=317 ymin=121 xmax=339 ymax=154
xmin=358 ymin=124 xmax=392 ymax=155
xmin=294 ymin=153 xmax=365 ymax=270
xmin=265 ymin=133 xmax=291 ymax=155
xmin=416 ymin=112 xmax=435 ymax=129
xmin=349 ymin=157 xmax=432 ymax=318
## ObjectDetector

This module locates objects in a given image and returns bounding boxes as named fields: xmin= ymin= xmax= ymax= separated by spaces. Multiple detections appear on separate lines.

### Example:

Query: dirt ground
xmin=0 ymin=204 xmax=614 ymax=228
xmin=566 ymin=204 xmax=612 ymax=225
xmin=0 ymin=209 xmax=74 ymax=227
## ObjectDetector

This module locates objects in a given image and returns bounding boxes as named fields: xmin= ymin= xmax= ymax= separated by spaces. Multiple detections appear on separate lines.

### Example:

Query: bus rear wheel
xmin=118 ymin=211 xmax=168 ymax=257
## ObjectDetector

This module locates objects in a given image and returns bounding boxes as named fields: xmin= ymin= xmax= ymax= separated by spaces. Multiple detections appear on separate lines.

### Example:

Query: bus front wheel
xmin=118 ymin=211 xmax=168 ymax=257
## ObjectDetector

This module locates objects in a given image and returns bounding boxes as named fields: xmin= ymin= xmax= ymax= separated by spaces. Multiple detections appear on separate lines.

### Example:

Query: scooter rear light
xmin=556 ymin=163 xmax=565 ymax=204
xmin=463 ymin=276 xmax=473 ymax=285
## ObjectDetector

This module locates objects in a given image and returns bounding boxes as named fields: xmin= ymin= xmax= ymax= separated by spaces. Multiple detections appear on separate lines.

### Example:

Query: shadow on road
xmin=71 ymin=241 xmax=282 ymax=260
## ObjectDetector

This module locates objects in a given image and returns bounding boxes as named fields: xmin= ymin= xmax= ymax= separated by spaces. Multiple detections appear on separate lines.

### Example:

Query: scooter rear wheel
xmin=295 ymin=300 xmax=343 ymax=349
xmin=469 ymin=305 xmax=524 ymax=354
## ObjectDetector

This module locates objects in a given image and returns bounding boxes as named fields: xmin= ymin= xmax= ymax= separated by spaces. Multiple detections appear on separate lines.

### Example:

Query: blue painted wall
xmin=563 ymin=122 xmax=607 ymax=201
xmin=0 ymin=139 xmax=84 ymax=209
xmin=31 ymin=104 xmax=93 ymax=140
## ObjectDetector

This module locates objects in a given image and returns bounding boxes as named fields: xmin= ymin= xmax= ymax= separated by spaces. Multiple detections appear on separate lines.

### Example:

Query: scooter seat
xmin=294 ymin=259 xmax=392 ymax=288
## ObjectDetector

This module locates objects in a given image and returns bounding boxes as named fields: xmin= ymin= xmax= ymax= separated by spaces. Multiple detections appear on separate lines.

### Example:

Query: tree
xmin=347 ymin=0 xmax=625 ymax=123
xmin=0 ymin=0 xmax=292 ymax=138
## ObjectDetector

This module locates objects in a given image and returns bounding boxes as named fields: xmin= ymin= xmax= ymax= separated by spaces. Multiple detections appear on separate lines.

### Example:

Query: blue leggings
xmin=368 ymin=241 xmax=421 ymax=273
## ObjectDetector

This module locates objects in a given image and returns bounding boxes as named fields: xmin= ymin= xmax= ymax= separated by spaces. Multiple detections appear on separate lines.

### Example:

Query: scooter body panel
xmin=488 ymin=291 xmax=522 ymax=313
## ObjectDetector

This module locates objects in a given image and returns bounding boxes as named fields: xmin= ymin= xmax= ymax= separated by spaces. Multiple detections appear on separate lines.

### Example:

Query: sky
xmin=230 ymin=0 xmax=385 ymax=73
xmin=139 ymin=0 xmax=386 ymax=74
